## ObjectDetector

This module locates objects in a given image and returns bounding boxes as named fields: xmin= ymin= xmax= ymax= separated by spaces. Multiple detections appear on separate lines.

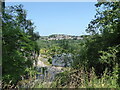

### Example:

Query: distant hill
xmin=39 ymin=34 xmax=83 ymax=40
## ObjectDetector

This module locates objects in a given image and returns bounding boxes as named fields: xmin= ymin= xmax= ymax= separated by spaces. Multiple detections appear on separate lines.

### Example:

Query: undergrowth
xmin=50 ymin=65 xmax=119 ymax=88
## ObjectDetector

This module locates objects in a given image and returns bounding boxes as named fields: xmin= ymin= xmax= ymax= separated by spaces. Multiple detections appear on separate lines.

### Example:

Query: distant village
xmin=39 ymin=34 xmax=83 ymax=40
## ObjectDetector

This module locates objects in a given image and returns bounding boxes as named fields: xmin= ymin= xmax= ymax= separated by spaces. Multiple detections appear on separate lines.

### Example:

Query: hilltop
xmin=39 ymin=34 xmax=83 ymax=40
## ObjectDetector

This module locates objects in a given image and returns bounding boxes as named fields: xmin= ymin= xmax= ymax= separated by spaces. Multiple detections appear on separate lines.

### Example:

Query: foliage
xmin=2 ymin=5 xmax=40 ymax=88
xmin=72 ymin=1 xmax=120 ymax=77
xmin=52 ymin=66 xmax=119 ymax=88
xmin=37 ymin=39 xmax=82 ymax=65
xmin=2 ymin=1 xmax=120 ymax=88
xmin=51 ymin=1 xmax=120 ymax=88
xmin=85 ymin=1 xmax=120 ymax=83
xmin=51 ymin=70 xmax=70 ymax=88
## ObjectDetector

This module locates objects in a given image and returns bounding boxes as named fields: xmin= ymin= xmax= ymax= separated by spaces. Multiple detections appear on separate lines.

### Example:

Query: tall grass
xmin=50 ymin=65 xmax=119 ymax=88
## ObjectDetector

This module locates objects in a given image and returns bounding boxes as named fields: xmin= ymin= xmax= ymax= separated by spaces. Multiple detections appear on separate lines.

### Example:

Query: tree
xmin=85 ymin=1 xmax=120 ymax=85
xmin=2 ymin=5 xmax=40 ymax=88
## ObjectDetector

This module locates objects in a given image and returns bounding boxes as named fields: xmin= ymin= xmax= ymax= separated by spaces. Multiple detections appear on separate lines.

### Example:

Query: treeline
xmin=51 ymin=2 xmax=120 ymax=88
xmin=2 ymin=5 xmax=40 ymax=88
xmin=2 ymin=1 xmax=120 ymax=89
xmin=37 ymin=39 xmax=81 ymax=53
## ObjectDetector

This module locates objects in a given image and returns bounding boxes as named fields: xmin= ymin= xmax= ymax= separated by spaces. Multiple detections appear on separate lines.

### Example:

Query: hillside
xmin=3 ymin=2 xmax=120 ymax=89
xmin=39 ymin=34 xmax=83 ymax=40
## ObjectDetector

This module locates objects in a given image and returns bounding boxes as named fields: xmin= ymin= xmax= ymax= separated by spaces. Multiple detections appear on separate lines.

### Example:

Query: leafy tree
xmin=72 ymin=1 xmax=120 ymax=86
xmin=85 ymin=1 xmax=120 ymax=85
xmin=2 ymin=5 xmax=40 ymax=88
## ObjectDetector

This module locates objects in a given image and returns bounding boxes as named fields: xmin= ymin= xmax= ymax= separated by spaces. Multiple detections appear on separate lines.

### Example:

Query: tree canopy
xmin=2 ymin=5 xmax=40 ymax=88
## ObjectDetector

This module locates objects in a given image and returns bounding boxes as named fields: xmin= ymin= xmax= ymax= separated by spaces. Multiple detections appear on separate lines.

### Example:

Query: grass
xmin=34 ymin=82 xmax=52 ymax=88
xmin=50 ymin=66 xmax=119 ymax=88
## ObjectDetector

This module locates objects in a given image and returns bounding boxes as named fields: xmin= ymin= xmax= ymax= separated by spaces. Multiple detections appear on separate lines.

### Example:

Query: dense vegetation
xmin=2 ymin=5 xmax=40 ymax=88
xmin=49 ymin=1 xmax=120 ymax=88
xmin=2 ymin=1 xmax=120 ymax=89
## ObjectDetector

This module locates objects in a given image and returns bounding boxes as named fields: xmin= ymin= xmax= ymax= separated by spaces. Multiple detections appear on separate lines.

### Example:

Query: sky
xmin=6 ymin=2 xmax=97 ymax=36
